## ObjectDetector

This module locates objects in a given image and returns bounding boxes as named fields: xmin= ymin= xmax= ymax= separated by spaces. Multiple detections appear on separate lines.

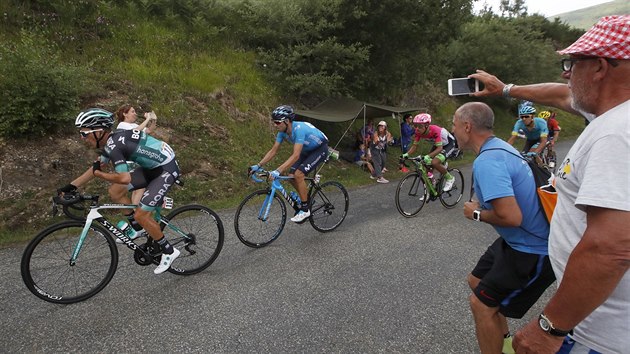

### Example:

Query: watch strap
xmin=539 ymin=313 xmax=571 ymax=337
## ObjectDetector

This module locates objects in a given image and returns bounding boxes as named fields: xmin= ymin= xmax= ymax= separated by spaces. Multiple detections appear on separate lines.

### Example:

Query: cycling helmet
xmin=271 ymin=105 xmax=295 ymax=122
xmin=412 ymin=113 xmax=431 ymax=124
xmin=538 ymin=110 xmax=552 ymax=119
xmin=75 ymin=108 xmax=114 ymax=129
xmin=518 ymin=105 xmax=536 ymax=116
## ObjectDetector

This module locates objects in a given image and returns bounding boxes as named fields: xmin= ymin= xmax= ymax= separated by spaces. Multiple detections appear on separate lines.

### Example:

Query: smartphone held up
xmin=447 ymin=78 xmax=480 ymax=96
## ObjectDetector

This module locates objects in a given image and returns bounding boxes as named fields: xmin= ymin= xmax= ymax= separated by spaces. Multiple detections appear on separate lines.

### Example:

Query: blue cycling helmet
xmin=518 ymin=105 xmax=536 ymax=116
xmin=271 ymin=105 xmax=295 ymax=122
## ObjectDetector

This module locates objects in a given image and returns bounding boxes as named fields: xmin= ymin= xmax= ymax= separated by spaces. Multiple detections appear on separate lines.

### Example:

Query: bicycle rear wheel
xmin=309 ymin=181 xmax=349 ymax=232
xmin=21 ymin=220 xmax=118 ymax=304
xmin=439 ymin=168 xmax=464 ymax=208
xmin=234 ymin=189 xmax=287 ymax=248
xmin=162 ymin=204 xmax=224 ymax=275
xmin=395 ymin=173 xmax=427 ymax=217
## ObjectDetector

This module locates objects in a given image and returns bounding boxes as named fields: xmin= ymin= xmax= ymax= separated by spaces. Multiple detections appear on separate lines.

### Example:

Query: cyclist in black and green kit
xmin=57 ymin=108 xmax=181 ymax=274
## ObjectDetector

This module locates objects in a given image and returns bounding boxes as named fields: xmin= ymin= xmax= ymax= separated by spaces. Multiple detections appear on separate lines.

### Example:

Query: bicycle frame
xmin=409 ymin=159 xmax=439 ymax=197
xmin=70 ymin=200 xmax=184 ymax=264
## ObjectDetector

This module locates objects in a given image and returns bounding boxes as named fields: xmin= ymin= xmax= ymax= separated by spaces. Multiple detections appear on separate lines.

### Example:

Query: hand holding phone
xmin=448 ymin=78 xmax=480 ymax=96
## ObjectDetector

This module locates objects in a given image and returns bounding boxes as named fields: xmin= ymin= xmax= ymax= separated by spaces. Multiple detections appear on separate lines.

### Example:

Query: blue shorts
xmin=289 ymin=143 xmax=328 ymax=175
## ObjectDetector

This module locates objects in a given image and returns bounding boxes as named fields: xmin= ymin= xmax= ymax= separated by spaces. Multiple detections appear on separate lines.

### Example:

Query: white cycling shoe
xmin=291 ymin=210 xmax=311 ymax=223
xmin=443 ymin=177 xmax=455 ymax=192
xmin=154 ymin=248 xmax=180 ymax=275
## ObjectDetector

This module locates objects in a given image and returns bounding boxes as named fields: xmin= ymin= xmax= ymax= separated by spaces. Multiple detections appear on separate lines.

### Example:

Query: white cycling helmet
xmin=75 ymin=108 xmax=114 ymax=129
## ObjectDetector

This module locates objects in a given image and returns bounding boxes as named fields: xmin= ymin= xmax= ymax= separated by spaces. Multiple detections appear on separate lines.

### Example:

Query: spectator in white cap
xmin=370 ymin=120 xmax=393 ymax=183
xmin=476 ymin=15 xmax=630 ymax=354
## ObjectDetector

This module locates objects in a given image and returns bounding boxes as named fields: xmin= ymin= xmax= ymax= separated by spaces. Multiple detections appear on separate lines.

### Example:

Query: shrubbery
xmin=0 ymin=34 xmax=83 ymax=138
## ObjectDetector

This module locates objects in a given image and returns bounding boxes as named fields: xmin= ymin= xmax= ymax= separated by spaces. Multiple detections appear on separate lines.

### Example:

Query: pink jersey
xmin=413 ymin=125 xmax=448 ymax=146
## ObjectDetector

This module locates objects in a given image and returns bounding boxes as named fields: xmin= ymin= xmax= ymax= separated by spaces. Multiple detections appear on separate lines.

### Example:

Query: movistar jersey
xmin=276 ymin=121 xmax=328 ymax=152
xmin=100 ymin=129 xmax=176 ymax=172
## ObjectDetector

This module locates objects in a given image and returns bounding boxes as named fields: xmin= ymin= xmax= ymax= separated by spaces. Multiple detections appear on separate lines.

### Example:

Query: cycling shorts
xmin=522 ymin=138 xmax=542 ymax=153
xmin=471 ymin=237 xmax=556 ymax=318
xmin=129 ymin=159 xmax=180 ymax=211
xmin=289 ymin=143 xmax=329 ymax=175
xmin=429 ymin=139 xmax=457 ymax=163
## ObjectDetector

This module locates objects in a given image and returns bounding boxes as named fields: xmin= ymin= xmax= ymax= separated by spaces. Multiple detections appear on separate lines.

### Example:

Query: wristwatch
xmin=538 ymin=313 xmax=571 ymax=337
xmin=472 ymin=209 xmax=482 ymax=222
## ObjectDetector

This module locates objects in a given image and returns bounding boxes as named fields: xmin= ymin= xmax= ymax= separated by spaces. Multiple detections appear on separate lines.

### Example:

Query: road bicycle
xmin=538 ymin=141 xmax=558 ymax=174
xmin=21 ymin=192 xmax=224 ymax=304
xmin=234 ymin=169 xmax=349 ymax=248
xmin=395 ymin=157 xmax=464 ymax=217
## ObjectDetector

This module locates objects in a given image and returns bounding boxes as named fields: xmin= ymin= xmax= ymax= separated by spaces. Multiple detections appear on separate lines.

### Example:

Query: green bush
xmin=0 ymin=34 xmax=83 ymax=138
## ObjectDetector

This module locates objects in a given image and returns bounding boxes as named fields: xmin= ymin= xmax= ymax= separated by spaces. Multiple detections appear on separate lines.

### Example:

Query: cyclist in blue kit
xmin=507 ymin=105 xmax=549 ymax=155
xmin=250 ymin=105 xmax=329 ymax=223
xmin=57 ymin=108 xmax=181 ymax=274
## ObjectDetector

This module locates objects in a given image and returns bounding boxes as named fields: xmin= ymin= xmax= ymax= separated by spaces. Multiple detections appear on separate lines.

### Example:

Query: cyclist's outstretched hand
xmin=469 ymin=70 xmax=504 ymax=98
xmin=57 ymin=183 xmax=77 ymax=196
xmin=269 ymin=170 xmax=280 ymax=180
xmin=423 ymin=155 xmax=432 ymax=165
xmin=401 ymin=153 xmax=409 ymax=159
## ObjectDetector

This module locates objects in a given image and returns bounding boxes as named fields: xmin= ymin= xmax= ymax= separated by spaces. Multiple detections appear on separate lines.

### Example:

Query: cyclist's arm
xmin=506 ymin=135 xmax=517 ymax=146
xmin=277 ymin=143 xmax=303 ymax=174
xmin=534 ymin=136 xmax=548 ymax=155
xmin=257 ymin=141 xmax=281 ymax=167
xmin=428 ymin=144 xmax=443 ymax=158
xmin=94 ymin=169 xmax=131 ymax=185
xmin=552 ymin=130 xmax=560 ymax=144
xmin=70 ymin=166 xmax=97 ymax=188
xmin=406 ymin=141 xmax=418 ymax=156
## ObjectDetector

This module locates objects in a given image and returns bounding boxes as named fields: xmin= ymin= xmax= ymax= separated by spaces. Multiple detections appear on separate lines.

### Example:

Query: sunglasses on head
xmin=80 ymin=129 xmax=103 ymax=138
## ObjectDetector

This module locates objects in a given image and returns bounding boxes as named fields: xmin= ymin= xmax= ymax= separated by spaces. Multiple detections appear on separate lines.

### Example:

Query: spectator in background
xmin=452 ymin=102 xmax=555 ymax=354
xmin=399 ymin=113 xmax=415 ymax=173
xmin=357 ymin=119 xmax=375 ymax=148
xmin=115 ymin=104 xmax=157 ymax=133
xmin=470 ymin=15 xmax=630 ymax=354
xmin=353 ymin=142 xmax=375 ymax=177
xmin=370 ymin=120 xmax=393 ymax=184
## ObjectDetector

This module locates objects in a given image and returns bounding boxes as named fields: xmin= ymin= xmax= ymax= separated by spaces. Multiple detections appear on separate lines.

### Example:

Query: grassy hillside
xmin=550 ymin=0 xmax=630 ymax=29
xmin=0 ymin=2 xmax=587 ymax=245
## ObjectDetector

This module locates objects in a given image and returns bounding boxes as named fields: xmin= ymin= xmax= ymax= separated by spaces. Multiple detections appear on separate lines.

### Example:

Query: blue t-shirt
xmin=512 ymin=117 xmax=549 ymax=140
xmin=276 ymin=121 xmax=328 ymax=152
xmin=401 ymin=122 xmax=415 ymax=145
xmin=474 ymin=138 xmax=549 ymax=255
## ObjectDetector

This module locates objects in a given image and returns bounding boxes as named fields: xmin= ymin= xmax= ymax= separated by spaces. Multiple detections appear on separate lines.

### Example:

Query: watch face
xmin=539 ymin=318 xmax=550 ymax=332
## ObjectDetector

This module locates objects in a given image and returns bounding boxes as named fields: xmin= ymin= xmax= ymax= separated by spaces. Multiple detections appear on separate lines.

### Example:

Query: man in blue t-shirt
xmin=452 ymin=102 xmax=555 ymax=354
xmin=250 ymin=105 xmax=329 ymax=223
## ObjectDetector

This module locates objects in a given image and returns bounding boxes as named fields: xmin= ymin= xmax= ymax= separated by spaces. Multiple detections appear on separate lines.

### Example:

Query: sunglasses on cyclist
xmin=273 ymin=121 xmax=285 ymax=125
xmin=520 ymin=115 xmax=533 ymax=119
xmin=79 ymin=129 xmax=103 ymax=138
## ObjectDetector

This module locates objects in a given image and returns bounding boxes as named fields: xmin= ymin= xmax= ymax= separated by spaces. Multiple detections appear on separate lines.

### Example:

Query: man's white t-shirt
xmin=550 ymin=100 xmax=630 ymax=353
xmin=116 ymin=122 xmax=141 ymax=131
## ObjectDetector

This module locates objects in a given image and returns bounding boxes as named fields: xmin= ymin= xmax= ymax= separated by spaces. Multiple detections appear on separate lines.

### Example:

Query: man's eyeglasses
xmin=561 ymin=57 xmax=619 ymax=72
xmin=80 ymin=129 xmax=103 ymax=138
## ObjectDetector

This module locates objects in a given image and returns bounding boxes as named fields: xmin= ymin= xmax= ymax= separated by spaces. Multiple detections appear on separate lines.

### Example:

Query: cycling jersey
xmin=412 ymin=125 xmax=453 ymax=147
xmin=276 ymin=121 xmax=328 ymax=152
xmin=512 ymin=118 xmax=549 ymax=141
xmin=100 ymin=129 xmax=175 ymax=173
xmin=547 ymin=118 xmax=561 ymax=133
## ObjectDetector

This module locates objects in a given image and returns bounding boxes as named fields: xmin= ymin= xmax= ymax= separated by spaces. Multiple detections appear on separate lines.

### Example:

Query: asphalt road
xmin=0 ymin=140 xmax=573 ymax=353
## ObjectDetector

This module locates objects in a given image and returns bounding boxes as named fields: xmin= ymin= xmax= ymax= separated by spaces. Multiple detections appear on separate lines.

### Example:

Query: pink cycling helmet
xmin=413 ymin=113 xmax=431 ymax=124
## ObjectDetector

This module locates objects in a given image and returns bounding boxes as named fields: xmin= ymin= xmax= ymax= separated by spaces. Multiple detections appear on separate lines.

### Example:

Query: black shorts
xmin=522 ymin=138 xmax=542 ymax=153
xmin=289 ymin=143 xmax=329 ymax=175
xmin=129 ymin=159 xmax=180 ymax=211
xmin=471 ymin=237 xmax=556 ymax=318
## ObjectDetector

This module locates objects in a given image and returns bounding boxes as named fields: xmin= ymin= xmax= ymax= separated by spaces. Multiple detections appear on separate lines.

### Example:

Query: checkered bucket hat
xmin=558 ymin=15 xmax=630 ymax=59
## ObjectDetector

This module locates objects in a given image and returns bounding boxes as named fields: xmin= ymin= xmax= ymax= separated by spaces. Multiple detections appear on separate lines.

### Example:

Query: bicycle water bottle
xmin=116 ymin=220 xmax=134 ymax=237
xmin=290 ymin=191 xmax=301 ymax=206
xmin=427 ymin=172 xmax=436 ymax=186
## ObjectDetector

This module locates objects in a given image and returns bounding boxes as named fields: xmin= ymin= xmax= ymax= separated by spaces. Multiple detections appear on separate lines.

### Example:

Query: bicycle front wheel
xmin=21 ymin=220 xmax=118 ymax=304
xmin=309 ymin=181 xmax=349 ymax=232
xmin=395 ymin=173 xmax=428 ymax=217
xmin=439 ymin=168 xmax=464 ymax=208
xmin=234 ymin=189 xmax=287 ymax=248
xmin=162 ymin=205 xmax=224 ymax=275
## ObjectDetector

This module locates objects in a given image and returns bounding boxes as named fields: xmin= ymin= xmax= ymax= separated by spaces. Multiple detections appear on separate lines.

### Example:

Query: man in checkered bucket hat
xmin=493 ymin=15 xmax=629 ymax=354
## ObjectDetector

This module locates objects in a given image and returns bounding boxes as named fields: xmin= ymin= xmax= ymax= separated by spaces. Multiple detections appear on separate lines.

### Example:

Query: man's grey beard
xmin=570 ymin=94 xmax=597 ymax=122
